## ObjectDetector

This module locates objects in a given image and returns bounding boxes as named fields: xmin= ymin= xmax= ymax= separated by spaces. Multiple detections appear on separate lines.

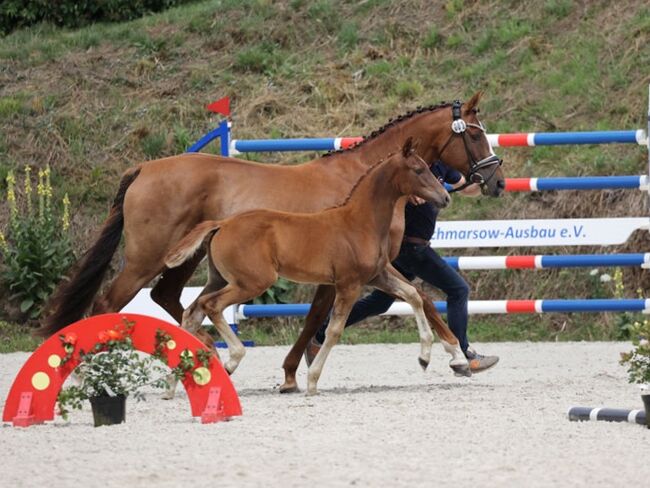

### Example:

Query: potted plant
xmin=620 ymin=318 xmax=650 ymax=428
xmin=57 ymin=320 xmax=168 ymax=427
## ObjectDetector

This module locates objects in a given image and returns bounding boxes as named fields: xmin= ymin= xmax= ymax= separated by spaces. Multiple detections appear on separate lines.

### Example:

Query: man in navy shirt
xmin=307 ymin=161 xmax=499 ymax=373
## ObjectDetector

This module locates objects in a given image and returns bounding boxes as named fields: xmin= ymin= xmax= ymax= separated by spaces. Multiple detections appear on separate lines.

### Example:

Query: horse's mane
xmin=323 ymin=102 xmax=452 ymax=157
xmin=327 ymin=155 xmax=392 ymax=210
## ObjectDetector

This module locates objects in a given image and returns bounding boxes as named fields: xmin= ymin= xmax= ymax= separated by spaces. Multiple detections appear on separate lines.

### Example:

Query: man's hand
xmin=408 ymin=195 xmax=426 ymax=205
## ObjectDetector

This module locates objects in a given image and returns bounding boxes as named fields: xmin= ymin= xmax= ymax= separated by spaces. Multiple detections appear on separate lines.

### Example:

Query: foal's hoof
xmin=450 ymin=363 xmax=472 ymax=377
xmin=279 ymin=381 xmax=300 ymax=394
xmin=418 ymin=357 xmax=429 ymax=371
xmin=161 ymin=391 xmax=175 ymax=401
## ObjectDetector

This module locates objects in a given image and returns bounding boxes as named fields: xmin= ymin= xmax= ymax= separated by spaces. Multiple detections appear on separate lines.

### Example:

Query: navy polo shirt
xmin=404 ymin=161 xmax=462 ymax=240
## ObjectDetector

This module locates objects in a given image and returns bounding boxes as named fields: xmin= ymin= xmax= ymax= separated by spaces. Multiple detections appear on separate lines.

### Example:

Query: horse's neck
xmin=341 ymin=162 xmax=401 ymax=239
xmin=337 ymin=111 xmax=447 ymax=167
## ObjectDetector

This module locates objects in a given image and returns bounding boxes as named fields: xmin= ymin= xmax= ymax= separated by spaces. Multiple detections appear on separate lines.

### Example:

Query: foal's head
xmin=433 ymin=92 xmax=505 ymax=197
xmin=393 ymin=138 xmax=450 ymax=208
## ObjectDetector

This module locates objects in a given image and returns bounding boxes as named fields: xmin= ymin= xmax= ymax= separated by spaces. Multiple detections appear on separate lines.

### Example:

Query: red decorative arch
xmin=2 ymin=313 xmax=241 ymax=426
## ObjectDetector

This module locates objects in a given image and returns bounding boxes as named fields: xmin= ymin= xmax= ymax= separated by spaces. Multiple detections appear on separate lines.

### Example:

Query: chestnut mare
xmin=164 ymin=140 xmax=457 ymax=394
xmin=41 ymin=93 xmax=504 ymax=391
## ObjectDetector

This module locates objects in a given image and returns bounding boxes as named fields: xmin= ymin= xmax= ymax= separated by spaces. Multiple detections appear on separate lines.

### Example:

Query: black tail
xmin=37 ymin=168 xmax=141 ymax=337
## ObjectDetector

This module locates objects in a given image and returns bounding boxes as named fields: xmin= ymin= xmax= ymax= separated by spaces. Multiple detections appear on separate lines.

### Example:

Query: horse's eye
xmin=415 ymin=168 xmax=424 ymax=175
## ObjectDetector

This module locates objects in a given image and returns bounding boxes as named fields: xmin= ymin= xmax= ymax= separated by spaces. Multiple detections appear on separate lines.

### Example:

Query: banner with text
xmin=430 ymin=217 xmax=650 ymax=248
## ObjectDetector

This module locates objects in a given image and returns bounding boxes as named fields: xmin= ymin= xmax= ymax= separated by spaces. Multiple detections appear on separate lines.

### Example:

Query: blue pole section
xmin=536 ymin=175 xmax=644 ymax=190
xmin=234 ymin=138 xmax=338 ymax=152
xmin=539 ymin=253 xmax=647 ymax=268
xmin=533 ymin=130 xmax=640 ymax=145
xmin=540 ymin=299 xmax=647 ymax=313
xmin=187 ymin=121 xmax=230 ymax=153
xmin=220 ymin=120 xmax=230 ymax=156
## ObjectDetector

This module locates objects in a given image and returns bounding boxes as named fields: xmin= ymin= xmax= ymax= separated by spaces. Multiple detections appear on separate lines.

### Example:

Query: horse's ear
xmin=465 ymin=91 xmax=483 ymax=112
xmin=402 ymin=136 xmax=414 ymax=157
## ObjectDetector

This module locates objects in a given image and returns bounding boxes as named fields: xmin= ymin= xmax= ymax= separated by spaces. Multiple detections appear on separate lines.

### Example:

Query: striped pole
xmin=442 ymin=175 xmax=649 ymax=192
xmin=237 ymin=298 xmax=650 ymax=319
xmin=443 ymin=253 xmax=650 ymax=270
xmin=228 ymin=130 xmax=648 ymax=154
xmin=567 ymin=406 xmax=647 ymax=426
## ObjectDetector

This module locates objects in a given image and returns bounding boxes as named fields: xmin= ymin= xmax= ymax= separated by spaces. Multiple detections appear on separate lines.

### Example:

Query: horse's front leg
xmin=280 ymin=284 xmax=336 ymax=393
xmin=306 ymin=284 xmax=361 ymax=395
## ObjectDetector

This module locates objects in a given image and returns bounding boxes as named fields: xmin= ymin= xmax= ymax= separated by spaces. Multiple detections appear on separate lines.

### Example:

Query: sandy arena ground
xmin=2 ymin=341 xmax=649 ymax=487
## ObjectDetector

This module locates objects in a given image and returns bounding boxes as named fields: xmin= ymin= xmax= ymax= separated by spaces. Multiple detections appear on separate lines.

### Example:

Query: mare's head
xmin=392 ymin=137 xmax=450 ymax=208
xmin=430 ymin=93 xmax=505 ymax=197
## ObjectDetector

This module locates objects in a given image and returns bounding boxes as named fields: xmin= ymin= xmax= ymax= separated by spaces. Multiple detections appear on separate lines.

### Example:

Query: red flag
xmin=206 ymin=97 xmax=230 ymax=116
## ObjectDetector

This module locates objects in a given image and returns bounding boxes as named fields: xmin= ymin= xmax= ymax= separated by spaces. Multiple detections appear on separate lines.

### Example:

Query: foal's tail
xmin=165 ymin=221 xmax=222 ymax=269
xmin=37 ymin=168 xmax=141 ymax=338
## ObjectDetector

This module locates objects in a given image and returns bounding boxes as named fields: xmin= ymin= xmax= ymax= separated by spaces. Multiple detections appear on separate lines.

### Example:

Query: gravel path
xmin=2 ymin=341 xmax=648 ymax=487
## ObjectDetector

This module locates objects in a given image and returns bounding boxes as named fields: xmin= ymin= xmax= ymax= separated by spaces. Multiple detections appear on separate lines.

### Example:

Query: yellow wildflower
xmin=62 ymin=193 xmax=70 ymax=231
xmin=0 ymin=230 xmax=7 ymax=254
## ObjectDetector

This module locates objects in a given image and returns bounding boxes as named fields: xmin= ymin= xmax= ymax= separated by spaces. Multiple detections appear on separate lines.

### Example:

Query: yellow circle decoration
xmin=31 ymin=372 xmax=50 ymax=391
xmin=47 ymin=354 xmax=61 ymax=368
xmin=193 ymin=367 xmax=211 ymax=386
xmin=166 ymin=340 xmax=176 ymax=350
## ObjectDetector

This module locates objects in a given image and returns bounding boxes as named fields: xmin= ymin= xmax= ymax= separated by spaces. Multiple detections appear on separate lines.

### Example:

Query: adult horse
xmin=164 ymin=140 xmax=454 ymax=394
xmin=40 ymin=93 xmax=504 ymax=389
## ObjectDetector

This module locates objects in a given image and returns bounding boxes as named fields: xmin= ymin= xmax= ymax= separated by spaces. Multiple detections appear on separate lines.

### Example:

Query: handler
xmin=307 ymin=161 xmax=499 ymax=373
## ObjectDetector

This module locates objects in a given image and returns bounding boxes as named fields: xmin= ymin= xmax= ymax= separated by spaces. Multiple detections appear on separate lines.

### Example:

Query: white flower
xmin=599 ymin=274 xmax=612 ymax=283
xmin=640 ymin=339 xmax=649 ymax=347
xmin=589 ymin=268 xmax=599 ymax=276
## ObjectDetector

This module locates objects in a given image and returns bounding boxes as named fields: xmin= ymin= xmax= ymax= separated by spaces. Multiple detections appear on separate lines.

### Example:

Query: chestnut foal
xmin=164 ymin=139 xmax=465 ymax=394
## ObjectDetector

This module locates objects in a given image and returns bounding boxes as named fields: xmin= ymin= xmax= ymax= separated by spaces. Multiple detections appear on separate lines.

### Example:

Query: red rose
xmin=107 ymin=329 xmax=123 ymax=341
xmin=63 ymin=332 xmax=77 ymax=345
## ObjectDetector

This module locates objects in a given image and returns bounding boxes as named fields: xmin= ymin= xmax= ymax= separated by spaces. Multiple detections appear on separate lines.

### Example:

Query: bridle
xmin=437 ymin=100 xmax=502 ymax=193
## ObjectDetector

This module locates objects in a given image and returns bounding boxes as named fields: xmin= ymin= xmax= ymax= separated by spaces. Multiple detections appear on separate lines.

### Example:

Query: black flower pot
xmin=90 ymin=394 xmax=126 ymax=427
xmin=642 ymin=394 xmax=650 ymax=430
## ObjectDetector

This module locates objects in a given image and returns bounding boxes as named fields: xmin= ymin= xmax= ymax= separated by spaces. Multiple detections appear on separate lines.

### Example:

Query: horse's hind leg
xmin=151 ymin=249 xmax=205 ymax=324
xmin=280 ymin=284 xmax=336 ymax=394
xmin=306 ymin=284 xmax=361 ymax=395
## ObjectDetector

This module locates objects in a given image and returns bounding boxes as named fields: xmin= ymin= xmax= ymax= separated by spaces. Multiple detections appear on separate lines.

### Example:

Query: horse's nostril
xmin=444 ymin=195 xmax=451 ymax=206
xmin=497 ymin=179 xmax=506 ymax=189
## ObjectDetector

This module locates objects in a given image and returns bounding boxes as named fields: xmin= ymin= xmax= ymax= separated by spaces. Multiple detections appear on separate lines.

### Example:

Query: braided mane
xmin=323 ymin=101 xmax=452 ymax=157
xmin=327 ymin=155 xmax=392 ymax=209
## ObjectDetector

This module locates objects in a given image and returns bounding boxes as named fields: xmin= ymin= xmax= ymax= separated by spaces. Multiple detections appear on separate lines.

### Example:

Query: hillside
xmin=1 ymin=0 xmax=649 ymax=340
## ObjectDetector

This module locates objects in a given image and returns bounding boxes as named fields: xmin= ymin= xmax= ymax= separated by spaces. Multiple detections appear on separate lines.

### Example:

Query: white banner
xmin=430 ymin=217 xmax=650 ymax=248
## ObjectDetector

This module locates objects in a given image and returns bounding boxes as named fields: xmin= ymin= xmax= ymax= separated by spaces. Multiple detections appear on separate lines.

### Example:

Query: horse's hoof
xmin=450 ymin=363 xmax=472 ymax=377
xmin=279 ymin=382 xmax=300 ymax=394
xmin=305 ymin=389 xmax=319 ymax=397
xmin=418 ymin=357 xmax=429 ymax=371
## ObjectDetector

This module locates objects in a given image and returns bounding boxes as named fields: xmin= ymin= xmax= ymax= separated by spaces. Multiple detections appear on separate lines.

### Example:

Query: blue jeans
xmin=315 ymin=242 xmax=470 ymax=353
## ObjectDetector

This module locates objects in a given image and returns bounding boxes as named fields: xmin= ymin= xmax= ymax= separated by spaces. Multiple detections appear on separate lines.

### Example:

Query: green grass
xmin=0 ymin=321 xmax=41 ymax=353
xmin=1 ymin=0 xmax=649 ymax=347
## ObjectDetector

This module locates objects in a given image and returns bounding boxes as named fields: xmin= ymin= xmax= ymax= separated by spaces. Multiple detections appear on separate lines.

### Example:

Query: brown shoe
xmin=304 ymin=338 xmax=322 ymax=367
xmin=466 ymin=347 xmax=499 ymax=373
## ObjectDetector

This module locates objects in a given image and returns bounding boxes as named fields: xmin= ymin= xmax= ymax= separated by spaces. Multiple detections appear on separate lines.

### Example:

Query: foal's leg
xmin=162 ymin=265 xmax=227 ymax=399
xmin=307 ymin=284 xmax=361 ymax=395
xmin=382 ymin=265 xmax=470 ymax=376
xmin=280 ymin=284 xmax=336 ymax=394
xmin=200 ymin=281 xmax=271 ymax=375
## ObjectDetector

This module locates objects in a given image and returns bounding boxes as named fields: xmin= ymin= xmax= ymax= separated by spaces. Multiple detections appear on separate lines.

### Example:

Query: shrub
xmin=0 ymin=0 xmax=198 ymax=36
xmin=0 ymin=166 xmax=74 ymax=320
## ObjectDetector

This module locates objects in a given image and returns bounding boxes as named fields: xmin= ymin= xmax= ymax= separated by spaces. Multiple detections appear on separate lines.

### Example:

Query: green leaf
xmin=20 ymin=298 xmax=34 ymax=313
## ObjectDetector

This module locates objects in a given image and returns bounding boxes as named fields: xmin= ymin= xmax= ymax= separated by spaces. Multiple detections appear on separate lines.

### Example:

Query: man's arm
xmin=451 ymin=175 xmax=481 ymax=196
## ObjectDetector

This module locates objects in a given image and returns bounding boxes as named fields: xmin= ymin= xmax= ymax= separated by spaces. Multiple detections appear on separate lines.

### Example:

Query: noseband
xmin=438 ymin=100 xmax=502 ymax=193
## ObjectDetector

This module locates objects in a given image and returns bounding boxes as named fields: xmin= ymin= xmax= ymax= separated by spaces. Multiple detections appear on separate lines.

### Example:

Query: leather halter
xmin=437 ymin=100 xmax=502 ymax=193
